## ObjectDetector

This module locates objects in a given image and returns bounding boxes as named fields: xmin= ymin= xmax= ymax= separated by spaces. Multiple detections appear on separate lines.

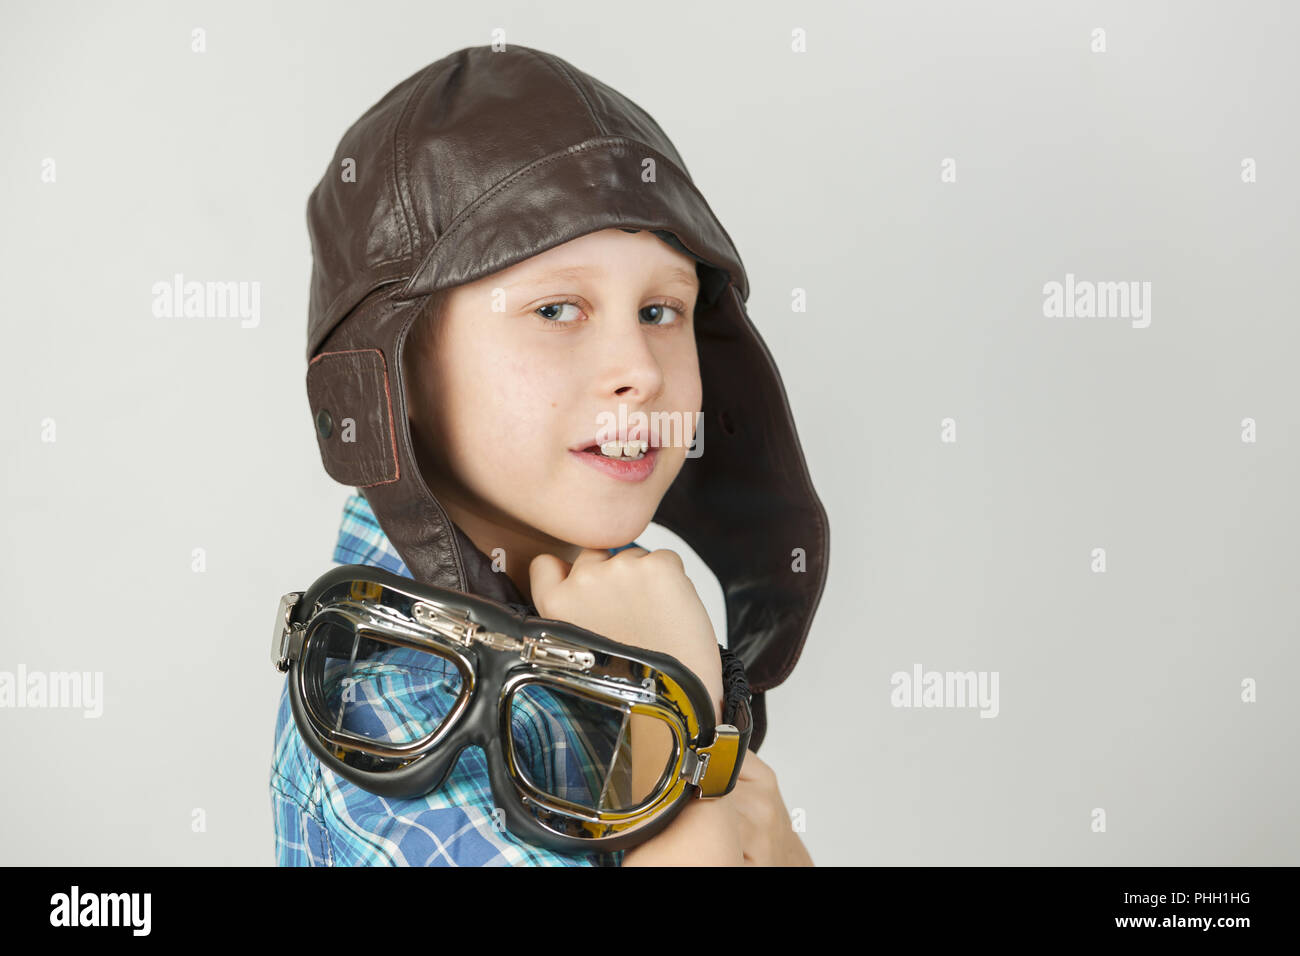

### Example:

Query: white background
xmin=1 ymin=0 xmax=1297 ymax=865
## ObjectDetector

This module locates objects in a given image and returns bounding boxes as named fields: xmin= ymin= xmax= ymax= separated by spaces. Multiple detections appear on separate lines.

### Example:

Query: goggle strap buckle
xmin=691 ymin=724 xmax=742 ymax=797
xmin=683 ymin=749 xmax=710 ymax=790
xmin=272 ymin=592 xmax=305 ymax=672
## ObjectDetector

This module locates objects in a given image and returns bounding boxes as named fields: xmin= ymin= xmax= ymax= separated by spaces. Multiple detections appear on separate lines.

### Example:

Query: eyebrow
xmin=507 ymin=263 xmax=699 ymax=290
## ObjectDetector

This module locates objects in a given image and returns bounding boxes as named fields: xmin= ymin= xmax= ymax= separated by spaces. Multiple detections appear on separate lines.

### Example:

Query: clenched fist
xmin=529 ymin=546 xmax=724 ymax=721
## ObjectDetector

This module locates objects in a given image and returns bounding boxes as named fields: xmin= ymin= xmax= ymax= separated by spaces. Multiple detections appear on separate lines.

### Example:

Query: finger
xmin=598 ymin=544 xmax=650 ymax=564
xmin=570 ymin=546 xmax=621 ymax=569
xmin=528 ymin=553 xmax=570 ymax=600
xmin=647 ymin=548 xmax=684 ymax=571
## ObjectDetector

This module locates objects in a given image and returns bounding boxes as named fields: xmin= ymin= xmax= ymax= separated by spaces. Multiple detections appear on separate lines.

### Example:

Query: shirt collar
xmin=334 ymin=493 xmax=641 ymax=617
xmin=333 ymin=493 xmax=535 ymax=614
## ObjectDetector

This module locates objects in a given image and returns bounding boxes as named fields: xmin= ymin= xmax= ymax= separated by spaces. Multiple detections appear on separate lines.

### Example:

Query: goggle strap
xmin=692 ymin=643 xmax=753 ymax=797
xmin=719 ymin=643 xmax=752 ymax=729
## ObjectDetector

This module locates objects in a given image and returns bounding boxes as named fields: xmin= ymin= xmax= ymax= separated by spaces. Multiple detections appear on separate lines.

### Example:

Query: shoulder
xmin=272 ymin=674 xmax=619 ymax=867
xmin=272 ymin=497 xmax=622 ymax=866
xmin=313 ymin=753 xmax=622 ymax=867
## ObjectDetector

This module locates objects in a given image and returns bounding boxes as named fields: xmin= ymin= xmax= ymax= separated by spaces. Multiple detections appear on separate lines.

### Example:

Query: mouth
xmin=569 ymin=442 xmax=659 ymax=483
xmin=568 ymin=429 xmax=661 ymax=456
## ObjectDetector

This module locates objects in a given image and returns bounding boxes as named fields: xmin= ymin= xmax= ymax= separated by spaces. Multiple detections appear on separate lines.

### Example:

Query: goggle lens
xmin=507 ymin=682 xmax=678 ymax=813
xmin=302 ymin=616 xmax=466 ymax=747
xmin=294 ymin=582 xmax=692 ymax=831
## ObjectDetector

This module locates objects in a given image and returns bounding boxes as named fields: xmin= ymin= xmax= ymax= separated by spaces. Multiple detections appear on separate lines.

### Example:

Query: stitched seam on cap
xmin=408 ymin=137 xmax=712 ymax=289
xmin=526 ymin=48 xmax=605 ymax=138
xmin=313 ymin=271 xmax=410 ymax=356
xmin=518 ymin=50 xmax=748 ymax=296
xmin=393 ymin=59 xmax=453 ymax=264
xmin=390 ymin=63 xmax=438 ymax=262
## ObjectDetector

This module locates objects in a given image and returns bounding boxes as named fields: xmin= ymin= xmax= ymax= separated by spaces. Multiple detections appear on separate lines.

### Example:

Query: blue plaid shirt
xmin=270 ymin=494 xmax=632 ymax=866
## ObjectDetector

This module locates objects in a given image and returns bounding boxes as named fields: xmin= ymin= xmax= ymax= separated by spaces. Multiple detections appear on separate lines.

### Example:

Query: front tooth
xmin=598 ymin=440 xmax=648 ymax=458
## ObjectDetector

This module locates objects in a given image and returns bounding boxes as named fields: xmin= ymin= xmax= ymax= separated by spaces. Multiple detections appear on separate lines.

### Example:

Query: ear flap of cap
xmin=653 ymin=283 xmax=830 ymax=700
xmin=306 ymin=348 xmax=400 ymax=487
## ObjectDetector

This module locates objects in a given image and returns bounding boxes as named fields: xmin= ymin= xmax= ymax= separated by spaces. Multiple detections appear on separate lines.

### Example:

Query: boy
xmin=272 ymin=43 xmax=829 ymax=865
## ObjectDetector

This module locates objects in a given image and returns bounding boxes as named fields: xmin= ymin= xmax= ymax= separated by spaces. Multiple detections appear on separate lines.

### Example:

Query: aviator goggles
xmin=271 ymin=563 xmax=753 ymax=854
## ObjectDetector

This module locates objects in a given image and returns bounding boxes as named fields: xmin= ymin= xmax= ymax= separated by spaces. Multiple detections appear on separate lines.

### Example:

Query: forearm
xmin=620 ymin=791 xmax=743 ymax=866
xmin=626 ymin=658 xmax=723 ymax=804
xmin=621 ymin=679 xmax=741 ymax=866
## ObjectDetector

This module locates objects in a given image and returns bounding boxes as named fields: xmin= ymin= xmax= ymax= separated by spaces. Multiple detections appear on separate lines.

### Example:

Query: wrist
xmin=677 ymin=651 xmax=724 ymax=723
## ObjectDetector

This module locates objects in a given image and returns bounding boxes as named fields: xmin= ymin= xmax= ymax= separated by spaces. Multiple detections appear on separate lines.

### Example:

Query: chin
xmin=554 ymin=514 xmax=653 ymax=551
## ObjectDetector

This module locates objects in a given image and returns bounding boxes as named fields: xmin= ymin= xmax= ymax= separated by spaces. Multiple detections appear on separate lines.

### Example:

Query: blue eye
xmin=535 ymin=301 xmax=582 ymax=323
xmin=531 ymin=298 xmax=687 ymax=329
xmin=640 ymin=303 xmax=682 ymax=326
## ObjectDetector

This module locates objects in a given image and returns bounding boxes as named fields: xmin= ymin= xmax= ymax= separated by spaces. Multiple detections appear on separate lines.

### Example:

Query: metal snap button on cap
xmin=315 ymin=408 xmax=333 ymax=439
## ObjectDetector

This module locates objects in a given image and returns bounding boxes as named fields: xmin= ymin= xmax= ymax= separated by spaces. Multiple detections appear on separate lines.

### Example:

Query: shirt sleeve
xmin=271 ymin=672 xmax=624 ymax=867
xmin=318 ymin=777 xmax=625 ymax=867
xmin=270 ymin=681 xmax=334 ymax=866
xmin=270 ymin=777 xmax=332 ymax=866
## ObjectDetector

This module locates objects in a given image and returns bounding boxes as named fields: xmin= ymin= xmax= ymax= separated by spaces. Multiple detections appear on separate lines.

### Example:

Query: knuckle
xmin=649 ymin=548 xmax=685 ymax=570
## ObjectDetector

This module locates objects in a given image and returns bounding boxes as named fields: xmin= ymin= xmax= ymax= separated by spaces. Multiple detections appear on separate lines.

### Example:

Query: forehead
xmin=506 ymin=261 xmax=699 ymax=290
xmin=497 ymin=228 xmax=701 ymax=290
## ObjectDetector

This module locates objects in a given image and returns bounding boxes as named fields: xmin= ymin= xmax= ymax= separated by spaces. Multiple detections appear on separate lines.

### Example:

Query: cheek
xmin=446 ymin=348 xmax=568 ymax=475
xmin=495 ymin=355 xmax=566 ymax=445
xmin=668 ymin=348 xmax=702 ymax=452
xmin=665 ymin=343 xmax=703 ymax=412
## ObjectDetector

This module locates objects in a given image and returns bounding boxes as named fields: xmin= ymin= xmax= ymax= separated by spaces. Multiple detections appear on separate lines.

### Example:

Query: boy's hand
xmin=729 ymin=748 xmax=814 ymax=867
xmin=529 ymin=547 xmax=724 ymax=720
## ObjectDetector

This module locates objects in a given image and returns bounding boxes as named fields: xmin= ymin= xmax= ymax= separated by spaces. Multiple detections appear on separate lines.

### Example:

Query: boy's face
xmin=404 ymin=228 xmax=703 ymax=558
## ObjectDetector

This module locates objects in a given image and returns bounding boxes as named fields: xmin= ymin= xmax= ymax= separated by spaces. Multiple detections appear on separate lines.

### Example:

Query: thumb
xmin=528 ymin=552 xmax=571 ymax=609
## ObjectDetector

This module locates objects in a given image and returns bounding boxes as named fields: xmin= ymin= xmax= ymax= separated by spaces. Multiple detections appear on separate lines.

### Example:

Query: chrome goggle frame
xmin=271 ymin=564 xmax=750 ymax=853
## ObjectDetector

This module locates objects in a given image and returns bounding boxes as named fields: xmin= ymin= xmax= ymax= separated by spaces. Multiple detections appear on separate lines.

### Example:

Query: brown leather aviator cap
xmin=304 ymin=44 xmax=828 ymax=750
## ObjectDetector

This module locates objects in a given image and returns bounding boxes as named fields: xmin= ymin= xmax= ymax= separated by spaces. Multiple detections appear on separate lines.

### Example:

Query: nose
xmin=593 ymin=313 xmax=666 ymax=402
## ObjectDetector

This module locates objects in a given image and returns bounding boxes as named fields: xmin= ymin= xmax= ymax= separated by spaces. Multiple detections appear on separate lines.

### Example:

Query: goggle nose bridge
xmin=273 ymin=589 xmax=600 ymax=676
xmin=412 ymin=599 xmax=596 ymax=672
